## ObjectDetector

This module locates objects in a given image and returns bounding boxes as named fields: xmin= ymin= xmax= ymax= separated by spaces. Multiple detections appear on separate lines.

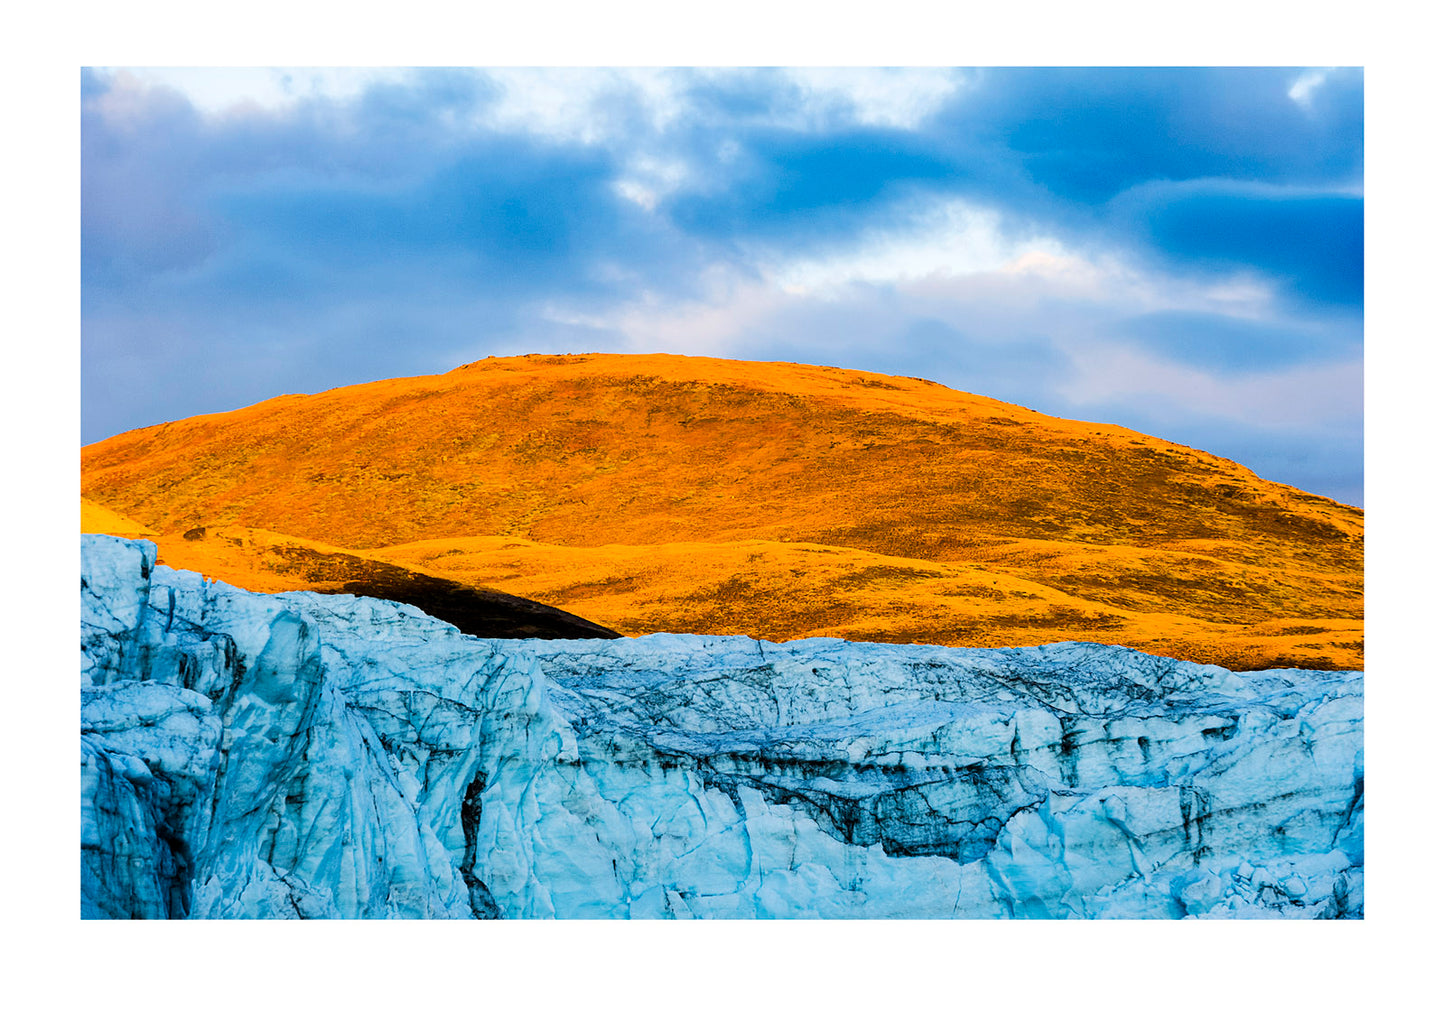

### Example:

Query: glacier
xmin=80 ymin=534 xmax=1363 ymax=919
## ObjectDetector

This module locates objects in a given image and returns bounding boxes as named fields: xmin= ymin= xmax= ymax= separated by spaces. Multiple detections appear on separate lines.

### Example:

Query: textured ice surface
xmin=81 ymin=535 xmax=1363 ymax=919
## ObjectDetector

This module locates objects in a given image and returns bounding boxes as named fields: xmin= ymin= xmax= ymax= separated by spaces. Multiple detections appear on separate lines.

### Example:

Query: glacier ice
xmin=80 ymin=534 xmax=1363 ymax=919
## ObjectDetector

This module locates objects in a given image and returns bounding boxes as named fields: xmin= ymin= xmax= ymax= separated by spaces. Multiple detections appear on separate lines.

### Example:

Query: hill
xmin=79 ymin=504 xmax=619 ymax=641
xmin=81 ymin=353 xmax=1362 ymax=669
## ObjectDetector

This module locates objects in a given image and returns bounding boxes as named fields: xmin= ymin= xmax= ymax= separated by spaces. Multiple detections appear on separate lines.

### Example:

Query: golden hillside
xmin=81 ymin=353 xmax=1362 ymax=670
xmin=81 ymin=496 xmax=155 ymax=536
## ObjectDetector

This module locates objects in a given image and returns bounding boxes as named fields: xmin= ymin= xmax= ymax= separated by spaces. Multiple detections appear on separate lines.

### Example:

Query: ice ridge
xmin=81 ymin=535 xmax=1363 ymax=919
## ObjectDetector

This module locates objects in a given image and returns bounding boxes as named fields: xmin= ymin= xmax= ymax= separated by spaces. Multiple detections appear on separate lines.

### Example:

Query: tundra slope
xmin=81 ymin=352 xmax=1362 ymax=670
xmin=82 ymin=535 xmax=1362 ymax=919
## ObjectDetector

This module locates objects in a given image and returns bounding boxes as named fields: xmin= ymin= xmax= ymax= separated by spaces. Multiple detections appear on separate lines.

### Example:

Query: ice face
xmin=80 ymin=535 xmax=1363 ymax=919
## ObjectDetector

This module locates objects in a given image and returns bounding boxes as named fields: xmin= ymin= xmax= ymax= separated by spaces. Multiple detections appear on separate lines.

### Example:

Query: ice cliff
xmin=81 ymin=534 xmax=1363 ymax=919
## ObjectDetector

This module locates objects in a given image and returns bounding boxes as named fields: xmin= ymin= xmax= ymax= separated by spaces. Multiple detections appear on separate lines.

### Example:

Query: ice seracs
xmin=81 ymin=534 xmax=1363 ymax=919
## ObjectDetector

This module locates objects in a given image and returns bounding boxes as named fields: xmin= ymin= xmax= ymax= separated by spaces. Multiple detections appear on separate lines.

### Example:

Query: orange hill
xmin=81 ymin=353 xmax=1362 ymax=670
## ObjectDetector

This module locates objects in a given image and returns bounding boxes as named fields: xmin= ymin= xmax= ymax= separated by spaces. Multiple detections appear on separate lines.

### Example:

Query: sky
xmin=81 ymin=66 xmax=1364 ymax=505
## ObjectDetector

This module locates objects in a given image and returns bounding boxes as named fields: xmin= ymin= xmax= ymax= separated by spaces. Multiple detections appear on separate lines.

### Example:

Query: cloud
xmin=1056 ymin=346 xmax=1362 ymax=432
xmin=1112 ymin=181 xmax=1363 ymax=307
xmin=933 ymin=67 xmax=1363 ymax=203
xmin=81 ymin=67 xmax=1363 ymax=504
xmin=782 ymin=68 xmax=971 ymax=130
xmin=1288 ymin=69 xmax=1334 ymax=111
xmin=763 ymin=199 xmax=1066 ymax=294
xmin=105 ymin=67 xmax=415 ymax=115
xmin=660 ymin=125 xmax=959 ymax=251
xmin=1116 ymin=309 xmax=1361 ymax=374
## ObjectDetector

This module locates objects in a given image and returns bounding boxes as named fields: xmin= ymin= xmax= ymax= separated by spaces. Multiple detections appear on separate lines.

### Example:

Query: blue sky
xmin=81 ymin=66 xmax=1363 ymax=504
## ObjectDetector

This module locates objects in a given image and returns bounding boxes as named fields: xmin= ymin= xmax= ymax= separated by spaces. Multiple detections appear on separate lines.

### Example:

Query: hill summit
xmin=81 ymin=352 xmax=1362 ymax=670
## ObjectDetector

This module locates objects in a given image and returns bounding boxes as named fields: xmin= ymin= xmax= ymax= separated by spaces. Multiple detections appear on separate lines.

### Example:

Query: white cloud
xmin=477 ymin=68 xmax=690 ymax=144
xmin=1288 ymin=69 xmax=1332 ymax=109
xmin=541 ymin=262 xmax=792 ymax=356
xmin=103 ymin=66 xmax=972 ymax=145
xmin=765 ymin=199 xmax=1066 ymax=295
xmin=782 ymin=67 xmax=970 ymax=129
xmin=108 ymin=67 xmax=411 ymax=114
xmin=748 ymin=195 xmax=1279 ymax=324
xmin=1056 ymin=344 xmax=1362 ymax=430
xmin=612 ymin=154 xmax=692 ymax=210
xmin=536 ymin=183 xmax=1294 ymax=375
xmin=474 ymin=67 xmax=965 ymax=143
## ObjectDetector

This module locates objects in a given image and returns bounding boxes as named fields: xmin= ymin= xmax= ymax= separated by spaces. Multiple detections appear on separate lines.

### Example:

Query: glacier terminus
xmin=81 ymin=535 xmax=1363 ymax=919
